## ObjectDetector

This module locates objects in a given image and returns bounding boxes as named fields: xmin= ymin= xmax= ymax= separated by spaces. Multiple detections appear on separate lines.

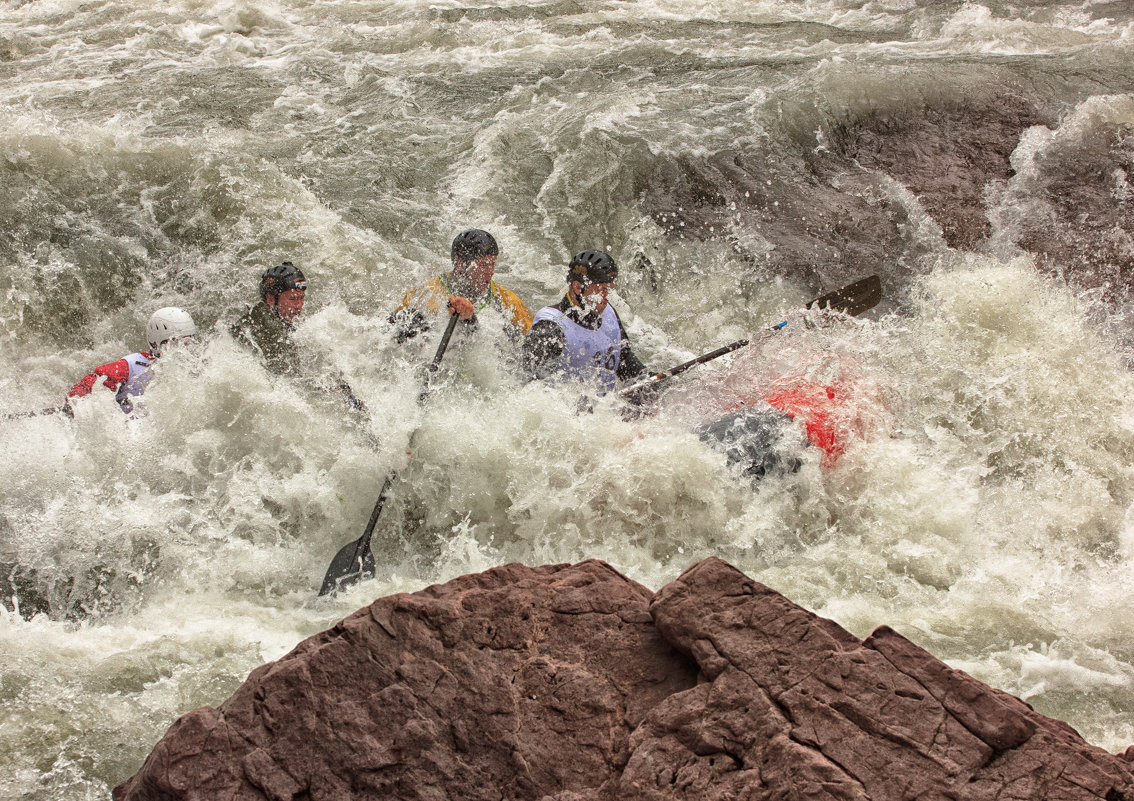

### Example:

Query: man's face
xmin=579 ymin=281 xmax=614 ymax=316
xmin=163 ymin=335 xmax=196 ymax=351
xmin=153 ymin=335 xmax=197 ymax=357
xmin=270 ymin=288 xmax=306 ymax=323
xmin=453 ymin=255 xmax=496 ymax=294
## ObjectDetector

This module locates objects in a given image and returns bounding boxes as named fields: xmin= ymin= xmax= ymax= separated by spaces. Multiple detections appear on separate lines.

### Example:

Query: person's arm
xmin=617 ymin=338 xmax=650 ymax=383
xmin=390 ymin=281 xmax=474 ymax=342
xmin=610 ymin=310 xmax=659 ymax=410
xmin=610 ymin=307 xmax=649 ymax=383
xmin=616 ymin=338 xmax=659 ymax=410
xmin=68 ymin=358 xmax=130 ymax=399
xmin=521 ymin=320 xmax=566 ymax=380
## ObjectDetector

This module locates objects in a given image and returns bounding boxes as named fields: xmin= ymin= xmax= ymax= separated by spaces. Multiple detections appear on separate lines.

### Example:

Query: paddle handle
xmin=320 ymin=311 xmax=463 ymax=597
xmin=430 ymin=310 xmax=461 ymax=371
xmin=349 ymin=473 xmax=395 ymax=568
xmin=417 ymin=311 xmax=460 ymax=404
xmin=373 ymin=311 xmax=457 ymax=547
xmin=617 ymin=274 xmax=882 ymax=400
xmin=370 ymin=312 xmax=456 ymax=557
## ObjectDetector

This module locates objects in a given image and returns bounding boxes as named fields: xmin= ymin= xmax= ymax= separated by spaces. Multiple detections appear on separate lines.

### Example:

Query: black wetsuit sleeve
xmin=611 ymin=308 xmax=658 ymax=408
xmin=522 ymin=320 xmax=566 ymax=380
xmin=617 ymin=338 xmax=650 ymax=382
xmin=612 ymin=309 xmax=649 ymax=382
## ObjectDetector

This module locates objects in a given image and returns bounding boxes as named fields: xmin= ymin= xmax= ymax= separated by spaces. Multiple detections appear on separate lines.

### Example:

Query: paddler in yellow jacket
xmin=389 ymin=229 xmax=532 ymax=344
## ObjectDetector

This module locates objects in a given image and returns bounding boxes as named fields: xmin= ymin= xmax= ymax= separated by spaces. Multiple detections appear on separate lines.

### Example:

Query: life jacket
xmin=113 ymin=352 xmax=156 ymax=414
xmin=394 ymin=275 xmax=533 ymax=335
xmin=531 ymin=304 xmax=622 ymax=394
xmin=68 ymin=351 xmax=156 ymax=415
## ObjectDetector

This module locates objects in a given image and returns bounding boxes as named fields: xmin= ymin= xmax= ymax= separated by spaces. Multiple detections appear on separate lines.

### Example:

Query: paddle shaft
xmin=643 ymin=322 xmax=785 ymax=383
xmin=352 ymin=311 xmax=459 ymax=556
xmin=319 ymin=311 xmax=461 ymax=596
xmin=618 ymin=275 xmax=881 ymax=400
xmin=5 ymin=405 xmax=72 ymax=421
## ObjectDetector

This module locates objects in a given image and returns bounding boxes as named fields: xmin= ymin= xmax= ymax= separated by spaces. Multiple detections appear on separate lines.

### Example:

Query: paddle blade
xmin=317 ymin=315 xmax=459 ymax=597
xmin=806 ymin=274 xmax=882 ymax=317
xmin=318 ymin=538 xmax=376 ymax=597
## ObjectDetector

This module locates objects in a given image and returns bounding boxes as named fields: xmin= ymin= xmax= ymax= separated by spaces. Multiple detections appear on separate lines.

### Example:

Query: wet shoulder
xmin=492 ymin=282 xmax=534 ymax=332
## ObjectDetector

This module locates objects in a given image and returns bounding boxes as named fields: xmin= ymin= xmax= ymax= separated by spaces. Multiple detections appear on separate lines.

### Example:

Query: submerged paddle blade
xmin=319 ymin=538 xmax=376 ymax=597
xmin=807 ymin=274 xmax=882 ymax=317
xmin=6 ymin=405 xmax=71 ymax=421
xmin=316 ymin=316 xmax=457 ymax=598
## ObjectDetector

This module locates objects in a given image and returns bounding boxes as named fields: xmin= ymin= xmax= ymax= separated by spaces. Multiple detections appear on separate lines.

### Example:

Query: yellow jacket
xmin=393 ymin=274 xmax=533 ymax=337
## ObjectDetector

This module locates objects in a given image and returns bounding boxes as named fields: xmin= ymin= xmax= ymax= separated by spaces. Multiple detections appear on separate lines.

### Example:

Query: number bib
xmin=531 ymin=305 xmax=622 ymax=394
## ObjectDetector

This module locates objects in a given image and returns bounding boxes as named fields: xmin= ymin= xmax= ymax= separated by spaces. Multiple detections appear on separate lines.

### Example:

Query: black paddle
xmin=5 ymin=405 xmax=73 ymax=421
xmin=618 ymin=274 xmax=882 ymax=400
xmin=319 ymin=310 xmax=461 ymax=597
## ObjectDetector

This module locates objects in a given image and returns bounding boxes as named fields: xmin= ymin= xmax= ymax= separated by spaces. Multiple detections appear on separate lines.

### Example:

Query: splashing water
xmin=2 ymin=1 xmax=1134 ymax=797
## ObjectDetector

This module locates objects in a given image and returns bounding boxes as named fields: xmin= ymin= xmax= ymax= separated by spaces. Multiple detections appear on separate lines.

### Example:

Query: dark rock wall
xmin=635 ymin=82 xmax=1133 ymax=313
xmin=840 ymin=93 xmax=1050 ymax=251
xmin=1009 ymin=122 xmax=1134 ymax=304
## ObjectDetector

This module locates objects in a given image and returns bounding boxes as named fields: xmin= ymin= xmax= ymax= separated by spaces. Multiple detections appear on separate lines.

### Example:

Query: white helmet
xmin=146 ymin=307 xmax=197 ymax=352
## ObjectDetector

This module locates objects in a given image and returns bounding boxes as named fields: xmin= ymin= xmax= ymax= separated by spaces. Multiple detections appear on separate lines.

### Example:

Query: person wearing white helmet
xmin=66 ymin=307 xmax=197 ymax=414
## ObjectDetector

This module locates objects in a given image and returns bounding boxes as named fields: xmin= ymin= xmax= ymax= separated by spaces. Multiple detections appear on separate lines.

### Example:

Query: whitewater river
xmin=2 ymin=1 xmax=1134 ymax=797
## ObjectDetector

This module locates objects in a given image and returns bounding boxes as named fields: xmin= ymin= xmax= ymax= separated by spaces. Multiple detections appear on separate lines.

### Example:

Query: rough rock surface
xmin=1008 ymin=121 xmax=1134 ymax=306
xmin=114 ymin=560 xmax=697 ymax=801
xmin=637 ymin=146 xmax=936 ymax=297
xmin=841 ymin=93 xmax=1050 ymax=251
xmin=619 ymin=558 xmax=1134 ymax=801
xmin=115 ymin=558 xmax=1134 ymax=801
xmin=635 ymin=91 xmax=1051 ymax=297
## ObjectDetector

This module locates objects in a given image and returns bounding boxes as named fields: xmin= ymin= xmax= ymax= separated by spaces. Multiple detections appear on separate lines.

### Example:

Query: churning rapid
xmin=2 ymin=0 xmax=1134 ymax=797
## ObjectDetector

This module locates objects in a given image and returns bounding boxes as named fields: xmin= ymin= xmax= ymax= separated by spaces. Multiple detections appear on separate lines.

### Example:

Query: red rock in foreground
xmin=115 ymin=558 xmax=1134 ymax=801
xmin=114 ymin=560 xmax=696 ymax=801
xmin=629 ymin=558 xmax=1133 ymax=801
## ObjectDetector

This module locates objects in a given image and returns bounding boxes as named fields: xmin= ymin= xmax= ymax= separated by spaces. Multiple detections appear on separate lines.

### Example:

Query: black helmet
xmin=450 ymin=229 xmax=499 ymax=265
xmin=567 ymin=250 xmax=618 ymax=285
xmin=259 ymin=262 xmax=308 ymax=301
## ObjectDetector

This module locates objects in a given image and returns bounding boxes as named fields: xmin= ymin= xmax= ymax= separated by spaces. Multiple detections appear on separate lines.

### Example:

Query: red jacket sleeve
xmin=68 ymin=358 xmax=131 ymax=398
